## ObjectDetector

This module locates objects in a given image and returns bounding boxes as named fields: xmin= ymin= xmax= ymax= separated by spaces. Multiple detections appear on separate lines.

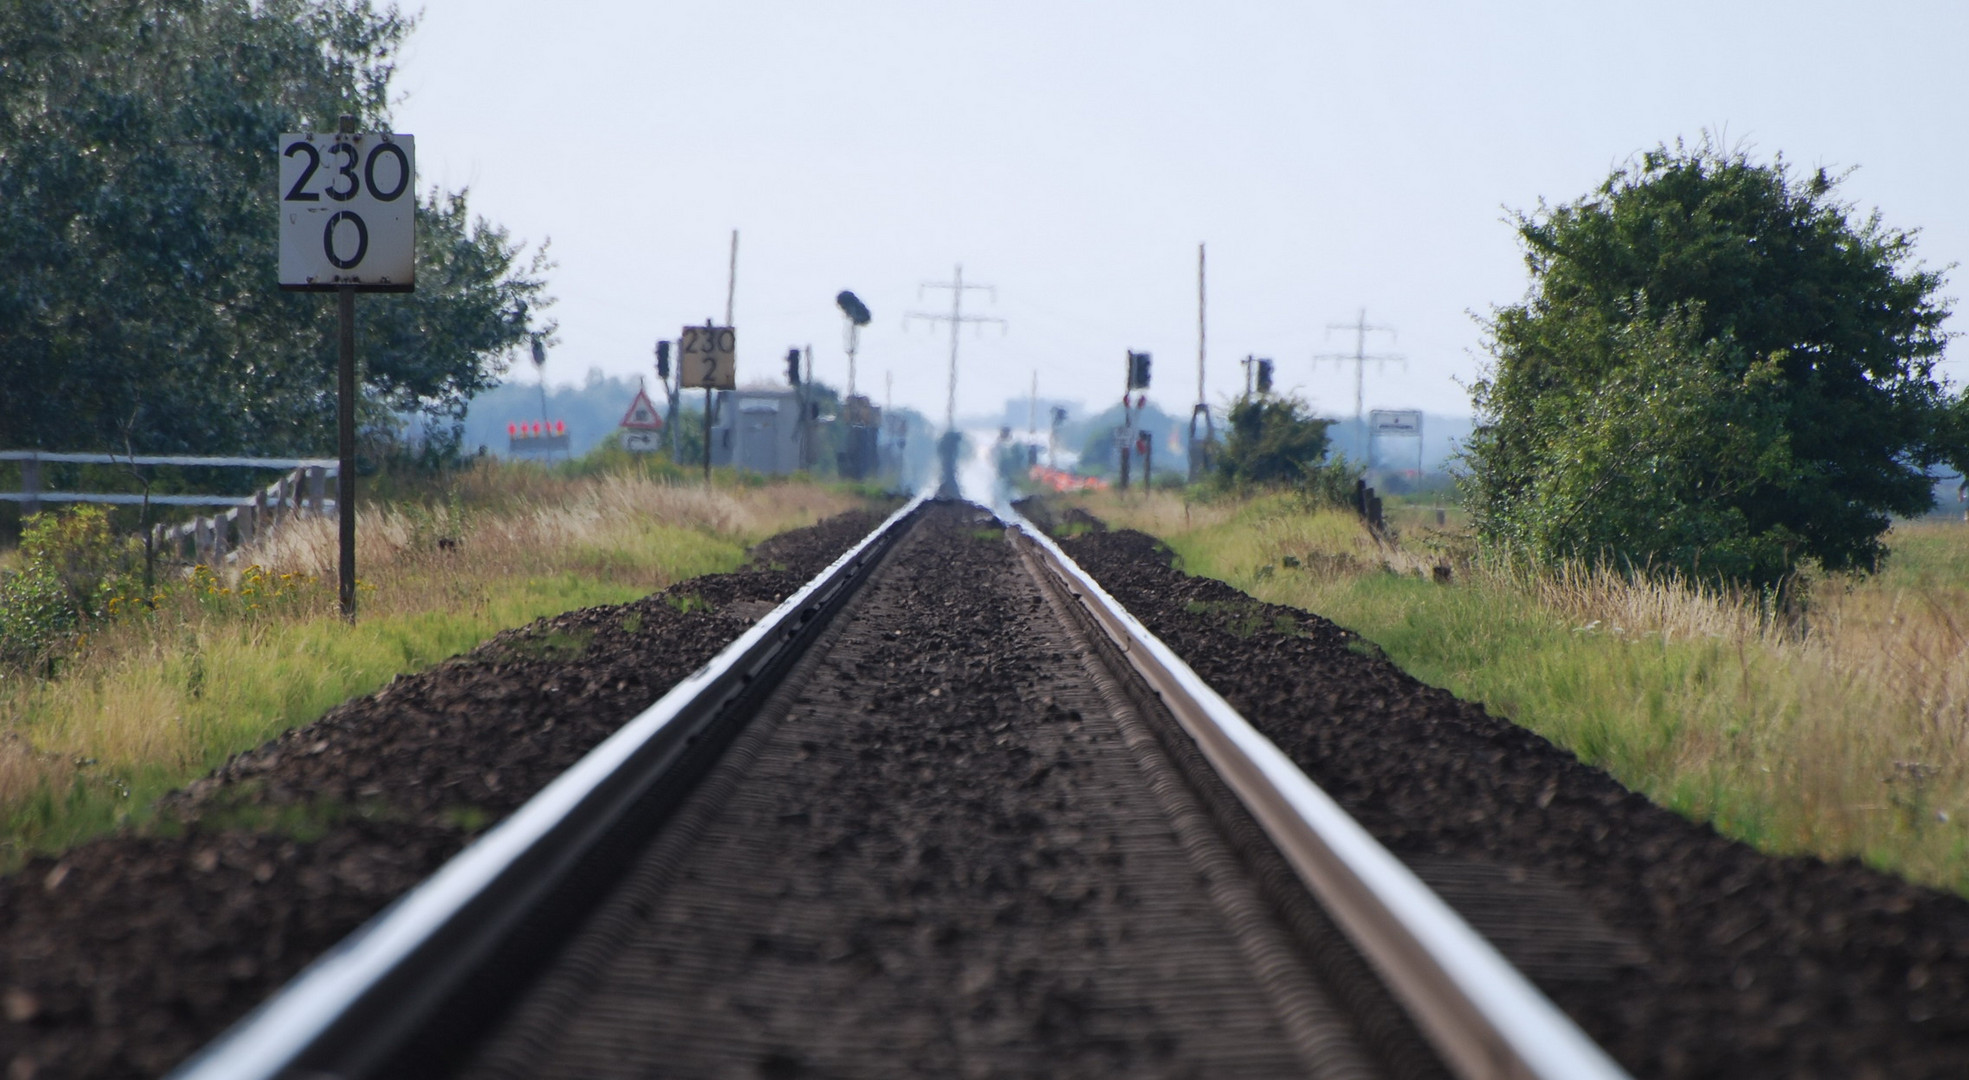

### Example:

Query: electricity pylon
xmin=1313 ymin=308 xmax=1404 ymax=422
xmin=905 ymin=264 xmax=1005 ymax=432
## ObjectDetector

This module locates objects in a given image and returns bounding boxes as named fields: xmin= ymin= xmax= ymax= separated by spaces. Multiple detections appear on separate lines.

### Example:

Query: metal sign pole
xmin=278 ymin=114 xmax=416 ymax=625
xmin=703 ymin=387 xmax=713 ymax=485
xmin=337 ymin=283 xmax=357 ymax=622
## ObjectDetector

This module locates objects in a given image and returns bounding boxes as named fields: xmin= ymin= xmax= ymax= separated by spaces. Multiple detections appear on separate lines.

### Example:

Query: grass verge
xmin=1069 ymin=489 xmax=1969 ymax=897
xmin=0 ymin=460 xmax=866 ymax=866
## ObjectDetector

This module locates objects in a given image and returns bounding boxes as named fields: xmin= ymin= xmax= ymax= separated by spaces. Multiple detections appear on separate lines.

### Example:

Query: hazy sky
xmin=391 ymin=1 xmax=1969 ymax=426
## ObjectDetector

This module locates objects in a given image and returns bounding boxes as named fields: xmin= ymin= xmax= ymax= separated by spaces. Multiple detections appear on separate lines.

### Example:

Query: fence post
xmin=21 ymin=454 xmax=39 ymax=518
xmin=235 ymin=500 xmax=255 ymax=548
xmin=306 ymin=467 xmax=326 ymax=516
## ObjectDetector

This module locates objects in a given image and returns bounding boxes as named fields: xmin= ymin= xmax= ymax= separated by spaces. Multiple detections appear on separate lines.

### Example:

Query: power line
xmin=1313 ymin=307 xmax=1404 ymax=422
xmin=904 ymin=264 xmax=1005 ymax=432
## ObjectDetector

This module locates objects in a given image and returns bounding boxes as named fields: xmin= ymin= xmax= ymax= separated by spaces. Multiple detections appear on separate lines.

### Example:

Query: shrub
xmin=0 ymin=507 xmax=147 ymax=665
xmin=1215 ymin=393 xmax=1335 ymax=487
xmin=0 ymin=563 xmax=76 ymax=665
xmin=1465 ymin=139 xmax=1969 ymax=588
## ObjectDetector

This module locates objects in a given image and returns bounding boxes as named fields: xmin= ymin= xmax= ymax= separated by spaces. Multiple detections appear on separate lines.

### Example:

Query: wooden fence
xmin=1 ymin=452 xmax=337 ymax=566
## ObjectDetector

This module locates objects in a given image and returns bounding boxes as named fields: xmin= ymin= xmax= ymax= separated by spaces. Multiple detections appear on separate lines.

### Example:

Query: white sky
xmin=391 ymin=1 xmax=1969 ymax=425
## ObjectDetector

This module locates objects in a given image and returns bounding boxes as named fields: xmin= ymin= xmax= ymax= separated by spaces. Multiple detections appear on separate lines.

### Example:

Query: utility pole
xmin=907 ymin=264 xmax=1004 ymax=498
xmin=1119 ymin=356 xmax=1133 ymax=492
xmin=799 ymin=344 xmax=813 ymax=470
xmin=1189 ymin=243 xmax=1214 ymax=483
xmin=906 ymin=264 xmax=1004 ymax=434
xmin=725 ymin=229 xmax=739 ymax=326
xmin=1197 ymin=243 xmax=1207 ymax=406
xmin=707 ymin=230 xmax=737 ymax=486
xmin=1314 ymin=308 xmax=1403 ymax=424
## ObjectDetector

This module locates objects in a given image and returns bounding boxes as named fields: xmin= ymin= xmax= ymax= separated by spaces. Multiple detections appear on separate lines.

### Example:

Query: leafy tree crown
xmin=1464 ymin=138 xmax=1965 ymax=587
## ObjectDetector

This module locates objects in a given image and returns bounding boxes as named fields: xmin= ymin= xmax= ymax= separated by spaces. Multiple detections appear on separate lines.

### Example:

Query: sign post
xmin=279 ymin=116 xmax=415 ymax=621
xmin=678 ymin=323 xmax=736 ymax=483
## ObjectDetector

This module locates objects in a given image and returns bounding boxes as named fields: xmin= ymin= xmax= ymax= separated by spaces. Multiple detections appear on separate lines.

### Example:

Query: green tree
xmin=1214 ymin=393 xmax=1335 ymax=487
xmin=1464 ymin=140 xmax=1969 ymax=587
xmin=0 ymin=0 xmax=551 ymax=457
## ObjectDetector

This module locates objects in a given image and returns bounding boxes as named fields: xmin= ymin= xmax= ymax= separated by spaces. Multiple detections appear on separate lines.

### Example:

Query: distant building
xmin=708 ymin=389 xmax=806 ymax=475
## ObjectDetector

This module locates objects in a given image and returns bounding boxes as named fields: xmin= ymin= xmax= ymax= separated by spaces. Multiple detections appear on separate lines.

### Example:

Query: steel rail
xmin=169 ymin=493 xmax=930 ymax=1080
xmin=1007 ymin=513 xmax=1631 ymax=1080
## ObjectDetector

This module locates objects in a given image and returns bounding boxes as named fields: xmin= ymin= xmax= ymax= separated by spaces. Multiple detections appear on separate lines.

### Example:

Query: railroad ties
xmin=176 ymin=500 xmax=1624 ymax=1080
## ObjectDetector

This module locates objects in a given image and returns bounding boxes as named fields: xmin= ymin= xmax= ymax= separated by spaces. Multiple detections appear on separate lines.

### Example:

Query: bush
xmin=19 ymin=505 xmax=144 ymax=615
xmin=0 ymin=507 xmax=147 ymax=665
xmin=1214 ymin=393 xmax=1337 ymax=488
xmin=0 ymin=563 xmax=77 ymax=665
xmin=1465 ymin=139 xmax=1969 ymax=588
xmin=1301 ymin=453 xmax=1365 ymax=509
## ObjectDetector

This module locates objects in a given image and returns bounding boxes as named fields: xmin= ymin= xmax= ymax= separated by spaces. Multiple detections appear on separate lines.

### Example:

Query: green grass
xmin=0 ymin=569 xmax=705 ymax=862
xmin=0 ymin=467 xmax=865 ymax=867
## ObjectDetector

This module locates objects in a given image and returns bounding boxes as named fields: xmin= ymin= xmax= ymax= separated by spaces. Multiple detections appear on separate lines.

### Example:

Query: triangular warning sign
xmin=619 ymin=387 xmax=664 ymax=431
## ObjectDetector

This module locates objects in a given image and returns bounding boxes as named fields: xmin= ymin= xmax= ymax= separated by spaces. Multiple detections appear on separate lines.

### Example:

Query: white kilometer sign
xmin=277 ymin=132 xmax=415 ymax=290
xmin=678 ymin=326 xmax=737 ymax=389
xmin=1369 ymin=409 xmax=1423 ymax=436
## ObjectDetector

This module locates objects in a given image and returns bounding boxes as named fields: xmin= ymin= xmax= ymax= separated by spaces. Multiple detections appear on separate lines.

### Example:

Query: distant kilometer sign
xmin=277 ymin=132 xmax=415 ymax=290
xmin=678 ymin=325 xmax=737 ymax=389
xmin=1369 ymin=409 xmax=1423 ymax=436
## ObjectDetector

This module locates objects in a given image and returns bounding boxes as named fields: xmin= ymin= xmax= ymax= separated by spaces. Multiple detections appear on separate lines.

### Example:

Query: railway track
xmin=172 ymin=498 xmax=1626 ymax=1080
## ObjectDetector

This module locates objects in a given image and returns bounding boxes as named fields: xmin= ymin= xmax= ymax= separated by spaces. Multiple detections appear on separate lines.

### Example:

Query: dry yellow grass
xmin=0 ymin=463 xmax=862 ymax=861
xmin=1068 ymin=489 xmax=1969 ymax=894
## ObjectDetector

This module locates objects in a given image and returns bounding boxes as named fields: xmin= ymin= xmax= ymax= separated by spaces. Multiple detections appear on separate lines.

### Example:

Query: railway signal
xmin=1241 ymin=356 xmax=1275 ymax=396
xmin=278 ymin=116 xmax=416 ymax=622
xmin=654 ymin=339 xmax=682 ymax=457
xmin=1119 ymin=350 xmax=1154 ymax=491
xmin=836 ymin=290 xmax=871 ymax=398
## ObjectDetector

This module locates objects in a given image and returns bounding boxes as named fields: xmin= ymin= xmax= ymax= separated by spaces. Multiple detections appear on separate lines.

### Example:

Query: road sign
xmin=620 ymin=387 xmax=664 ymax=431
xmin=622 ymin=430 xmax=661 ymax=453
xmin=1370 ymin=409 xmax=1423 ymax=436
xmin=278 ymin=132 xmax=415 ymax=291
xmin=678 ymin=326 xmax=736 ymax=389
